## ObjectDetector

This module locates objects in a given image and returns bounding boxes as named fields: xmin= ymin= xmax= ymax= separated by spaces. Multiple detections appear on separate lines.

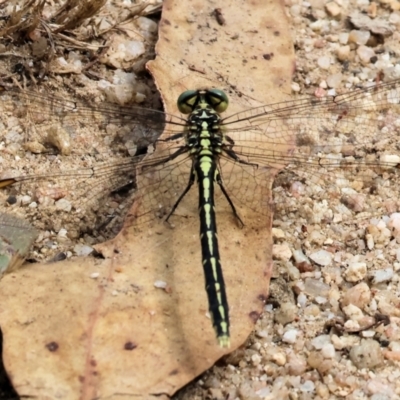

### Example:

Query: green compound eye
xmin=177 ymin=89 xmax=229 ymax=114
xmin=177 ymin=90 xmax=198 ymax=114
xmin=207 ymin=89 xmax=229 ymax=113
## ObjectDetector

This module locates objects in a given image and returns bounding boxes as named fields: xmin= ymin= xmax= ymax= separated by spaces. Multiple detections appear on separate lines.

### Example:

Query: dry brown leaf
xmin=0 ymin=0 xmax=294 ymax=398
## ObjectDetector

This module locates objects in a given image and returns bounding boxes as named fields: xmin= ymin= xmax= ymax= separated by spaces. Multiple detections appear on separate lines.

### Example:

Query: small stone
xmin=272 ymin=351 xmax=286 ymax=366
xmin=57 ymin=228 xmax=68 ymax=240
xmin=282 ymin=329 xmax=298 ymax=344
xmin=21 ymin=195 xmax=32 ymax=205
xmin=73 ymin=244 xmax=93 ymax=256
xmin=331 ymin=334 xmax=359 ymax=350
xmin=339 ymin=32 xmax=349 ymax=44
xmin=343 ymin=304 xmax=364 ymax=321
xmin=357 ymin=45 xmax=376 ymax=64
xmin=317 ymin=56 xmax=331 ymax=70
xmin=343 ymin=262 xmax=367 ymax=282
xmin=287 ymin=353 xmax=307 ymax=375
xmin=304 ymin=278 xmax=330 ymax=297
xmin=90 ymin=272 xmax=100 ymax=279
xmin=297 ymin=293 xmax=307 ymax=307
xmin=300 ymin=380 xmax=315 ymax=393
xmin=349 ymin=339 xmax=384 ymax=369
xmin=307 ymin=351 xmax=324 ymax=369
xmin=349 ymin=29 xmax=371 ymax=45
xmin=251 ymin=353 xmax=262 ymax=366
xmin=292 ymin=249 xmax=312 ymax=270
xmin=380 ymin=154 xmax=400 ymax=168
xmin=321 ymin=343 xmax=336 ymax=359
xmin=291 ymin=82 xmax=300 ymax=92
xmin=55 ymin=198 xmax=72 ymax=212
xmin=389 ymin=213 xmax=400 ymax=235
xmin=272 ymin=228 xmax=285 ymax=239
xmin=342 ymin=282 xmax=371 ymax=309
xmin=349 ymin=11 xmax=394 ymax=37
xmin=309 ymin=249 xmax=332 ymax=266
xmin=154 ymin=280 xmax=167 ymax=289
xmin=311 ymin=335 xmax=331 ymax=350
xmin=370 ymin=268 xmax=394 ymax=284
xmin=304 ymin=304 xmax=321 ymax=317
xmin=272 ymin=243 xmax=292 ymax=261
xmin=327 ymin=73 xmax=343 ymax=88
xmin=274 ymin=302 xmax=297 ymax=325
xmin=336 ymin=46 xmax=350 ymax=63
xmin=309 ymin=230 xmax=325 ymax=246
xmin=325 ymin=1 xmax=341 ymax=17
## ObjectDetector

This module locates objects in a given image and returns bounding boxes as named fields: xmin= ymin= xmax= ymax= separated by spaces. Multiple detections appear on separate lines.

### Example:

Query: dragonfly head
xmin=177 ymin=89 xmax=229 ymax=114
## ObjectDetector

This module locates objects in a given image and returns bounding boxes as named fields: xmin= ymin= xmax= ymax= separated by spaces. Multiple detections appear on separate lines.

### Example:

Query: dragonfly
xmin=0 ymin=80 xmax=400 ymax=347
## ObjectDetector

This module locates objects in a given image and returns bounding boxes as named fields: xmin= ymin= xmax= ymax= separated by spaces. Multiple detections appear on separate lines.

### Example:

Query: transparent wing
xmin=218 ymin=79 xmax=400 ymax=220
xmin=2 ymin=80 xmax=400 ymax=241
xmin=0 ymin=86 xmax=186 ymax=157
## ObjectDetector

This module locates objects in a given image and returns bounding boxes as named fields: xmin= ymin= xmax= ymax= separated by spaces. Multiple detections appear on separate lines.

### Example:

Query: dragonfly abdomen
xmin=196 ymin=153 xmax=230 ymax=347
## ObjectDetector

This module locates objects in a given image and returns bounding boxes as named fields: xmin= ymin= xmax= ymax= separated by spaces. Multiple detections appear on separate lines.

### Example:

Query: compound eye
xmin=207 ymin=89 xmax=229 ymax=113
xmin=177 ymin=90 xmax=198 ymax=114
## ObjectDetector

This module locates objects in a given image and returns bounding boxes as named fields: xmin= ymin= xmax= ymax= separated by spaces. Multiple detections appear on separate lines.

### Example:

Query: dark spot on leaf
xmin=45 ymin=341 xmax=59 ymax=352
xmin=124 ymin=341 xmax=137 ymax=350
xmin=249 ymin=311 xmax=261 ymax=323
xmin=263 ymin=53 xmax=274 ymax=60
xmin=258 ymin=294 xmax=268 ymax=303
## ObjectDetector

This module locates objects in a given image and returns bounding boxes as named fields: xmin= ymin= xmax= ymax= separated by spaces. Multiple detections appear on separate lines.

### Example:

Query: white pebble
xmin=317 ymin=56 xmax=331 ymax=70
xmin=357 ymin=45 xmax=375 ymax=64
xmin=309 ymin=249 xmax=332 ymax=266
xmin=300 ymin=380 xmax=315 ymax=393
xmin=291 ymin=82 xmax=301 ymax=92
xmin=370 ymin=268 xmax=394 ymax=284
xmin=74 ymin=244 xmax=94 ymax=256
xmin=321 ymin=343 xmax=336 ymax=359
xmin=338 ymin=32 xmax=349 ymax=44
xmin=311 ymin=335 xmax=331 ymax=350
xmin=380 ymin=154 xmax=400 ymax=168
xmin=90 ymin=272 xmax=100 ymax=279
xmin=389 ymin=213 xmax=400 ymax=234
xmin=282 ymin=329 xmax=298 ymax=344
xmin=251 ymin=354 xmax=262 ymax=366
xmin=21 ymin=195 xmax=32 ymax=205
xmin=154 ymin=280 xmax=167 ymax=289
xmin=55 ymin=198 xmax=72 ymax=212
xmin=297 ymin=293 xmax=307 ymax=307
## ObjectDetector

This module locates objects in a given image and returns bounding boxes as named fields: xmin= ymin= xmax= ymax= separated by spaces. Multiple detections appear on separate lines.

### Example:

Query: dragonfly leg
xmin=165 ymin=163 xmax=196 ymax=222
xmin=215 ymin=170 xmax=244 ymax=228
